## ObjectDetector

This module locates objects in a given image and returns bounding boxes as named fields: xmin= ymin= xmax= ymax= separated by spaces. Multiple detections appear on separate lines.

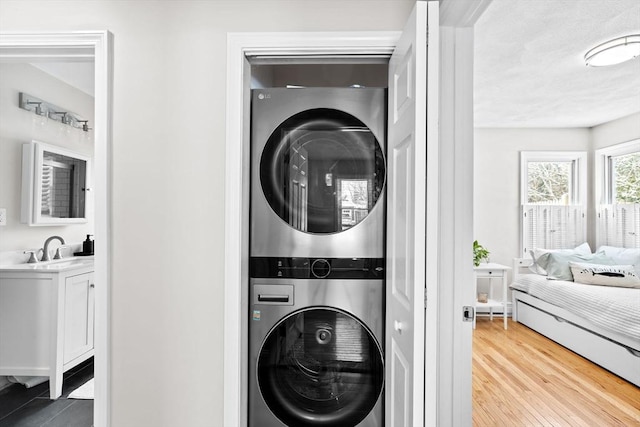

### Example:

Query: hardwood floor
xmin=473 ymin=318 xmax=640 ymax=426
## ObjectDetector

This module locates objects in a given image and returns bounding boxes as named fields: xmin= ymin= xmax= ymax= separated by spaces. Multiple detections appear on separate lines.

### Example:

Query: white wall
xmin=474 ymin=114 xmax=640 ymax=284
xmin=0 ymin=63 xmax=94 ymax=258
xmin=591 ymin=112 xmax=640 ymax=150
xmin=0 ymin=2 xmax=416 ymax=426
xmin=473 ymin=128 xmax=590 ymax=277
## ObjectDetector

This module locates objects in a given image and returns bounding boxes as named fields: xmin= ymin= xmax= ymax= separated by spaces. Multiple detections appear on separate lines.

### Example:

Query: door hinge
xmin=424 ymin=292 xmax=428 ymax=310
xmin=463 ymin=306 xmax=474 ymax=322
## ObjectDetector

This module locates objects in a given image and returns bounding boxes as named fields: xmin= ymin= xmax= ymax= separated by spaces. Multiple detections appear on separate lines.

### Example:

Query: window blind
xmin=597 ymin=204 xmax=640 ymax=248
xmin=40 ymin=164 xmax=53 ymax=216
xmin=522 ymin=205 xmax=586 ymax=255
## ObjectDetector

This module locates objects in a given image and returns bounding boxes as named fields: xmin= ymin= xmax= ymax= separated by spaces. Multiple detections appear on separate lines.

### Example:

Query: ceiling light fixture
xmin=585 ymin=34 xmax=640 ymax=67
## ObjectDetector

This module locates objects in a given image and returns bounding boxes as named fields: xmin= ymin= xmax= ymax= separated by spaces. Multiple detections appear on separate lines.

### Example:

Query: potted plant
xmin=473 ymin=240 xmax=490 ymax=267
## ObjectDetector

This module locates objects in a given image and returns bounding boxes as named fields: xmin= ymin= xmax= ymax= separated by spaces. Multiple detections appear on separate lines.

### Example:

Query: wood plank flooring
xmin=473 ymin=318 xmax=640 ymax=426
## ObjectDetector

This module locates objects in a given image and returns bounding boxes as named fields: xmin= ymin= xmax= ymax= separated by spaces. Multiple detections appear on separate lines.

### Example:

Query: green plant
xmin=473 ymin=240 xmax=490 ymax=267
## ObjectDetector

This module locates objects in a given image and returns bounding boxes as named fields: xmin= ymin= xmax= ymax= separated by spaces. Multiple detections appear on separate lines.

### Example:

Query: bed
xmin=510 ymin=252 xmax=640 ymax=387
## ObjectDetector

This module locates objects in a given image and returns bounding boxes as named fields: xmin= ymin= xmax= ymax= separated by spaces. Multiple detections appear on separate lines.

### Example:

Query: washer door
xmin=257 ymin=308 xmax=384 ymax=427
xmin=260 ymin=108 xmax=386 ymax=234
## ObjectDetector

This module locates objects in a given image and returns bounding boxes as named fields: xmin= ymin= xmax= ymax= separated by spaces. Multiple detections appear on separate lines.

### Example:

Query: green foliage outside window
xmin=613 ymin=152 xmax=640 ymax=203
xmin=527 ymin=161 xmax=571 ymax=204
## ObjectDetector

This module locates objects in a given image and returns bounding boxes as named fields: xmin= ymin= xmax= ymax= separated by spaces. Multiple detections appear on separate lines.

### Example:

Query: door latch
xmin=463 ymin=306 xmax=474 ymax=322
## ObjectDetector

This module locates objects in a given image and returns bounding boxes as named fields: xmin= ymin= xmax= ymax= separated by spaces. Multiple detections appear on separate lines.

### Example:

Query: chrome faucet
xmin=41 ymin=236 xmax=66 ymax=261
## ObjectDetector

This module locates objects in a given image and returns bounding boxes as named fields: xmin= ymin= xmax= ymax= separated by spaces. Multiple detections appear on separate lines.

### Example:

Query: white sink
xmin=0 ymin=256 xmax=94 ymax=272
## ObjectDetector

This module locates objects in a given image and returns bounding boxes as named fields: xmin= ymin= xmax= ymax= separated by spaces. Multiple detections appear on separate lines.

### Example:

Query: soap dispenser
xmin=82 ymin=234 xmax=94 ymax=255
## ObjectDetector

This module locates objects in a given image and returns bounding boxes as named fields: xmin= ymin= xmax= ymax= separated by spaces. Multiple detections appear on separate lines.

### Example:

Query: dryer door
xmin=257 ymin=308 xmax=384 ymax=427
xmin=260 ymin=108 xmax=386 ymax=234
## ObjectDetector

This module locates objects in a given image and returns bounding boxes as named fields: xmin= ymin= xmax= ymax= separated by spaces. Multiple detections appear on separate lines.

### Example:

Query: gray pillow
xmin=529 ymin=242 xmax=592 ymax=275
xmin=545 ymin=251 xmax=614 ymax=281
xmin=596 ymin=246 xmax=640 ymax=277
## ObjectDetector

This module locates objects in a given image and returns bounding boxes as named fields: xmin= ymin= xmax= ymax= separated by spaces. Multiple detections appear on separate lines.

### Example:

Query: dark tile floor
xmin=0 ymin=358 xmax=93 ymax=427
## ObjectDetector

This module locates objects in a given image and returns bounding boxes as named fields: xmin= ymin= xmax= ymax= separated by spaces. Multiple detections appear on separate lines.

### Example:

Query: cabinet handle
xmin=90 ymin=284 xmax=95 ymax=288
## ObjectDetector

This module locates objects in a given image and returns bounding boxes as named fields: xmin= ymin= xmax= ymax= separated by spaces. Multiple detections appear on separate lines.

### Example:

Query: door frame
xmin=224 ymin=1 xmax=486 ymax=424
xmin=0 ymin=31 xmax=113 ymax=427
xmin=224 ymin=26 xmax=445 ymax=427
xmin=224 ymin=31 xmax=402 ymax=427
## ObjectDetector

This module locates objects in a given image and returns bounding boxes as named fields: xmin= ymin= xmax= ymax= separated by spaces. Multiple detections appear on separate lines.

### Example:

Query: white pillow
xmin=529 ymin=242 xmax=591 ymax=275
xmin=546 ymin=252 xmax=613 ymax=281
xmin=569 ymin=262 xmax=640 ymax=288
xmin=596 ymin=246 xmax=640 ymax=276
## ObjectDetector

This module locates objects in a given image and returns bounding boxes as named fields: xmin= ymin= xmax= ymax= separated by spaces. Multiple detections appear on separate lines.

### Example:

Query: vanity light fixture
xmin=77 ymin=120 xmax=92 ymax=132
xmin=49 ymin=111 xmax=69 ymax=124
xmin=26 ymin=100 xmax=44 ymax=116
xmin=18 ymin=93 xmax=91 ymax=132
xmin=584 ymin=34 xmax=640 ymax=67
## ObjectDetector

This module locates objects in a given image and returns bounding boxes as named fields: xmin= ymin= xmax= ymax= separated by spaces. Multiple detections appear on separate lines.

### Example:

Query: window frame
xmin=520 ymin=151 xmax=587 ymax=206
xmin=595 ymin=139 xmax=640 ymax=205
xmin=520 ymin=151 xmax=587 ymax=255
xmin=595 ymin=139 xmax=640 ymax=248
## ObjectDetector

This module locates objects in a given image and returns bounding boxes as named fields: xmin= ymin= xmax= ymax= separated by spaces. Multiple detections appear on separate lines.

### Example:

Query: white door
xmin=386 ymin=1 xmax=435 ymax=426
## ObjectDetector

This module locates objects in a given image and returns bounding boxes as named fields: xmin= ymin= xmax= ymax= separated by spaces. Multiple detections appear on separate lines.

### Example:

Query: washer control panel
xmin=250 ymin=257 xmax=384 ymax=279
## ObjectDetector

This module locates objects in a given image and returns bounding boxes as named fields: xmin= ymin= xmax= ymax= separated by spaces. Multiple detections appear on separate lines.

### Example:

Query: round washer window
xmin=257 ymin=308 xmax=384 ymax=427
xmin=260 ymin=108 xmax=385 ymax=234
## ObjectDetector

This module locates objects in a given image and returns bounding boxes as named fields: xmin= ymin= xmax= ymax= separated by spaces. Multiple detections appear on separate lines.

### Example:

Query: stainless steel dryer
xmin=249 ymin=258 xmax=384 ymax=427
xmin=251 ymin=87 xmax=386 ymax=259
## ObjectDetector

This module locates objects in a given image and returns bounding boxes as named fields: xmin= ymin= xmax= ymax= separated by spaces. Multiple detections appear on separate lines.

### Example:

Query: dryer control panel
xmin=250 ymin=257 xmax=384 ymax=279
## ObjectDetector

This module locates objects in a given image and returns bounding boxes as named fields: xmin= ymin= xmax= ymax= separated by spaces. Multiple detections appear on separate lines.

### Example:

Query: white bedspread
xmin=511 ymin=274 xmax=640 ymax=343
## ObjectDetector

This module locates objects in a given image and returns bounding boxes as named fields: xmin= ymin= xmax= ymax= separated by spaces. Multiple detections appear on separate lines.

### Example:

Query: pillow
xmin=545 ymin=251 xmax=614 ymax=281
xmin=529 ymin=242 xmax=592 ymax=275
xmin=596 ymin=246 xmax=640 ymax=276
xmin=569 ymin=262 xmax=640 ymax=288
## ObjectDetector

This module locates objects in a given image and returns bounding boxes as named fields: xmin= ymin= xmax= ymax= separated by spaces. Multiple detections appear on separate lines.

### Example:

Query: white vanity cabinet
xmin=0 ymin=260 xmax=94 ymax=399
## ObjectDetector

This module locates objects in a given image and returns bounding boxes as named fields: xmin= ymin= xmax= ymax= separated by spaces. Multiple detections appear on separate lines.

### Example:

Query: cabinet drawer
xmin=475 ymin=269 xmax=504 ymax=278
xmin=516 ymin=300 xmax=640 ymax=385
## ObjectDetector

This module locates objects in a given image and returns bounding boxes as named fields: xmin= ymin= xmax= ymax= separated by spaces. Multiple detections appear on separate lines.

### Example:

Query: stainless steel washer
xmin=248 ymin=258 xmax=384 ymax=427
xmin=251 ymin=87 xmax=386 ymax=259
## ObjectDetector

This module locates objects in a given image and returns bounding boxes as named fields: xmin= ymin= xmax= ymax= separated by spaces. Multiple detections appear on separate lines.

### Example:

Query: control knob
xmin=311 ymin=259 xmax=331 ymax=278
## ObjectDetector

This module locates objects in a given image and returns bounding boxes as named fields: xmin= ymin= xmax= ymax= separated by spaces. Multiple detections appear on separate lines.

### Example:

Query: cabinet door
xmin=63 ymin=272 xmax=95 ymax=363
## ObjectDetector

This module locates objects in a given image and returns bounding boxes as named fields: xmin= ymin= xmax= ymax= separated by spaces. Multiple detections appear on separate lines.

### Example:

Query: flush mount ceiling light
xmin=585 ymin=34 xmax=640 ymax=67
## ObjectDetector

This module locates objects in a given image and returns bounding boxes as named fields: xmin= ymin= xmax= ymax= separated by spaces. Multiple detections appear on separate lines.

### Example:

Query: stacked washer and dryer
xmin=249 ymin=87 xmax=387 ymax=427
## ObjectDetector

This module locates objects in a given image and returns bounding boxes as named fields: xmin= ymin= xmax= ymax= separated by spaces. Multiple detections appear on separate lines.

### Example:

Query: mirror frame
xmin=21 ymin=141 xmax=92 ymax=226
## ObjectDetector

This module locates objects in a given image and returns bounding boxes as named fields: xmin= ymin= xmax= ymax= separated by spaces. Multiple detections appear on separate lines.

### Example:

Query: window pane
xmin=612 ymin=152 xmax=640 ymax=203
xmin=527 ymin=161 xmax=572 ymax=204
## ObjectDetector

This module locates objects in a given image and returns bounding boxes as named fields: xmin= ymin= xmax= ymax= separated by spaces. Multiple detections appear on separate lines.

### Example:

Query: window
xmin=596 ymin=139 xmax=640 ymax=248
xmin=520 ymin=151 xmax=587 ymax=255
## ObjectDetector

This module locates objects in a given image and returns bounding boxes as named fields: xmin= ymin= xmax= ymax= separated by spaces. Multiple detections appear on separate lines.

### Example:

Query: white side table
xmin=473 ymin=262 xmax=511 ymax=329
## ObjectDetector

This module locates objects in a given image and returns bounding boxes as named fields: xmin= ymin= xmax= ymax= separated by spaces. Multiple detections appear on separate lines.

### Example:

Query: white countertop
xmin=0 ymin=256 xmax=94 ymax=272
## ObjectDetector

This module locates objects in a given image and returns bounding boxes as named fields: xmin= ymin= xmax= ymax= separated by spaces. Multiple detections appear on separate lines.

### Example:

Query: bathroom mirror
xmin=21 ymin=141 xmax=91 ymax=225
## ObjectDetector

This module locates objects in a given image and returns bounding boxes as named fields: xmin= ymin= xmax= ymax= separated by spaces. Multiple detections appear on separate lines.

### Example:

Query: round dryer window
xmin=260 ymin=108 xmax=386 ymax=234
xmin=257 ymin=308 xmax=384 ymax=427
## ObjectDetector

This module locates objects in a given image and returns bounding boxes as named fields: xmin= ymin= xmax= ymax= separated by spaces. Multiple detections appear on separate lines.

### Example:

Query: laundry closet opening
xmin=246 ymin=58 xmax=391 ymax=427
xmin=251 ymin=62 xmax=388 ymax=89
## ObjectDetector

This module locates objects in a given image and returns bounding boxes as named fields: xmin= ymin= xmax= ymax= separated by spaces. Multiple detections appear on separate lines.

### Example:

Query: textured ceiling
xmin=474 ymin=0 xmax=640 ymax=128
